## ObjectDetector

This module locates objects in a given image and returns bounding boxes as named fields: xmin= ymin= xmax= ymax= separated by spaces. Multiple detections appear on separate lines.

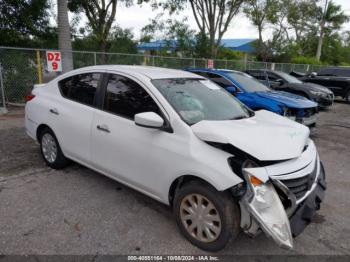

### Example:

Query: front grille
xmin=278 ymin=162 xmax=317 ymax=200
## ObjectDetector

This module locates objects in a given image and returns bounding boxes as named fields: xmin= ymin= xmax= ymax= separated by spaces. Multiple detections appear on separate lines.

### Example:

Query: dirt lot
xmin=0 ymin=103 xmax=350 ymax=256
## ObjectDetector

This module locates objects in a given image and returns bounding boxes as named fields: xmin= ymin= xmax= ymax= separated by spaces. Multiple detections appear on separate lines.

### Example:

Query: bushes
xmin=291 ymin=56 xmax=323 ymax=65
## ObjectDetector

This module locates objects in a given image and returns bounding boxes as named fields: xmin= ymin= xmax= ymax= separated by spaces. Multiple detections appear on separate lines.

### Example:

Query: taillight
xmin=25 ymin=94 xmax=35 ymax=102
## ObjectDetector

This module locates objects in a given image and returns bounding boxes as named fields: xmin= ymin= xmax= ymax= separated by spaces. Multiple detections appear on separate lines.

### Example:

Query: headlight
xmin=242 ymin=169 xmax=293 ymax=249
xmin=310 ymin=90 xmax=325 ymax=97
xmin=281 ymin=107 xmax=296 ymax=121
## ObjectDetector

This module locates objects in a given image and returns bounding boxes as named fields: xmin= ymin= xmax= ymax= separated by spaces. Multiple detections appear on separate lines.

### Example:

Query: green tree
xmin=68 ymin=0 xmax=132 ymax=55
xmin=315 ymin=0 xmax=349 ymax=60
xmin=0 ymin=0 xmax=53 ymax=47
xmin=141 ymin=14 xmax=196 ymax=56
xmin=243 ymin=0 xmax=278 ymax=59
xmin=140 ymin=0 xmax=244 ymax=58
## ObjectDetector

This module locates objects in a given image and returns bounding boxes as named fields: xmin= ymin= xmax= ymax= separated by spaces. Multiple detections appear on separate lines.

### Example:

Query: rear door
xmin=47 ymin=72 xmax=103 ymax=164
xmin=91 ymin=72 xmax=174 ymax=197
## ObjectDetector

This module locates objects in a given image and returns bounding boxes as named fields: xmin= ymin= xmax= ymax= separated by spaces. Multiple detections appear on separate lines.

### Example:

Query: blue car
xmin=187 ymin=68 xmax=319 ymax=126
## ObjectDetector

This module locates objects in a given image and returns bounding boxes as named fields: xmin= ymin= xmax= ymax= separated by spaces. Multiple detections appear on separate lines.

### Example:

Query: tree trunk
xmin=257 ymin=25 xmax=264 ymax=60
xmin=316 ymin=0 xmax=328 ymax=61
xmin=57 ymin=0 xmax=73 ymax=72
xmin=209 ymin=31 xmax=216 ymax=58
xmin=316 ymin=21 xmax=325 ymax=61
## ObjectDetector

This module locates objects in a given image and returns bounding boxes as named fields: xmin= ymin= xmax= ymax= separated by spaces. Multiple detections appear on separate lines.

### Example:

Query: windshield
xmin=152 ymin=78 xmax=252 ymax=125
xmin=276 ymin=71 xmax=302 ymax=84
xmin=226 ymin=72 xmax=269 ymax=92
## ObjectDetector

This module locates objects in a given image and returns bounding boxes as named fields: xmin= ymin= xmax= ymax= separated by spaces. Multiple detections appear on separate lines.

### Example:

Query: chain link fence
xmin=0 ymin=46 xmax=336 ymax=105
xmin=0 ymin=64 xmax=7 ymax=114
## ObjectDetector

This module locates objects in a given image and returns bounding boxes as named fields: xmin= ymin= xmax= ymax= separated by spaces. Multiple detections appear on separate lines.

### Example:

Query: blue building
xmin=137 ymin=39 xmax=256 ymax=54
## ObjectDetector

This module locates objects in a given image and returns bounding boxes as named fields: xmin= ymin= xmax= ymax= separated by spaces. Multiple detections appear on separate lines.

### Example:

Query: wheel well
xmin=36 ymin=124 xmax=51 ymax=141
xmin=168 ymin=175 xmax=215 ymax=206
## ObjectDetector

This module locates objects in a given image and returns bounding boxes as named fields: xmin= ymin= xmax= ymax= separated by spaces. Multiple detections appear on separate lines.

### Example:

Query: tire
xmin=39 ymin=127 xmax=69 ymax=169
xmin=173 ymin=180 xmax=240 ymax=252
xmin=346 ymin=90 xmax=350 ymax=104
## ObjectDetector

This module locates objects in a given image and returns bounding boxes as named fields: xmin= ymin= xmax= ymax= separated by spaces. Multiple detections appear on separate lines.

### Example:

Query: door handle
xmin=96 ymin=125 xmax=110 ymax=133
xmin=49 ymin=108 xmax=59 ymax=115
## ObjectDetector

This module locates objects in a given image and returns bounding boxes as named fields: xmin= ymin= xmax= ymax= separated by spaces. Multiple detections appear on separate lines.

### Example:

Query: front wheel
xmin=173 ymin=180 xmax=240 ymax=252
xmin=346 ymin=90 xmax=350 ymax=104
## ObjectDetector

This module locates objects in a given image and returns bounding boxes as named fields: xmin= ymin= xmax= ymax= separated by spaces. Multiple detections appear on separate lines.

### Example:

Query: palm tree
xmin=316 ymin=0 xmax=349 ymax=61
xmin=57 ymin=0 xmax=73 ymax=72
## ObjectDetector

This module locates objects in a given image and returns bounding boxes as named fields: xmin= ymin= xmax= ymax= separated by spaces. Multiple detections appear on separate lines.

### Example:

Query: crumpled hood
xmin=255 ymin=91 xmax=317 ymax=109
xmin=192 ymin=110 xmax=310 ymax=161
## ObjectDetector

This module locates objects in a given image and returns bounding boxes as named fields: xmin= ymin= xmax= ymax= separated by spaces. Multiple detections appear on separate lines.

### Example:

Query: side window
xmin=192 ymin=71 xmax=208 ymax=78
xmin=249 ymin=71 xmax=266 ymax=80
xmin=266 ymin=73 xmax=277 ymax=81
xmin=59 ymin=73 xmax=101 ymax=106
xmin=103 ymin=74 xmax=160 ymax=119
xmin=205 ymin=73 xmax=232 ymax=88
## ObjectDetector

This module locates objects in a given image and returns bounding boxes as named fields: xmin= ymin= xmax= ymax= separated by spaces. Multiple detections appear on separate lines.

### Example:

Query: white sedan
xmin=25 ymin=65 xmax=326 ymax=251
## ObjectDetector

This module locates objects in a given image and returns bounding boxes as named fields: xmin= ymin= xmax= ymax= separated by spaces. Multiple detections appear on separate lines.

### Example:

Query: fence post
xmin=0 ymin=64 xmax=7 ymax=114
xmin=193 ymin=58 xmax=196 ymax=68
xmin=94 ymin=52 xmax=97 ymax=65
xmin=36 ymin=50 xmax=43 ymax=84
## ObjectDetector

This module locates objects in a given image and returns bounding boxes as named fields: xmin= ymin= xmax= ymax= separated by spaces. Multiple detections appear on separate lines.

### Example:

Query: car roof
xmin=189 ymin=68 xmax=245 ymax=75
xmin=72 ymin=65 xmax=200 ymax=80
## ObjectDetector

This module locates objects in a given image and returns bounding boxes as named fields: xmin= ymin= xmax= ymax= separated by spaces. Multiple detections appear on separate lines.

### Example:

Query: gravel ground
xmin=0 ymin=103 xmax=350 ymax=256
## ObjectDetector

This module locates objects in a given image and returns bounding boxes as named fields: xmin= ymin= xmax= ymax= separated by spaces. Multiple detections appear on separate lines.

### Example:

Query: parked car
xmin=187 ymin=68 xmax=319 ymax=126
xmin=291 ymin=68 xmax=350 ymax=103
xmin=25 ymin=65 xmax=326 ymax=251
xmin=316 ymin=67 xmax=350 ymax=77
xmin=246 ymin=69 xmax=334 ymax=109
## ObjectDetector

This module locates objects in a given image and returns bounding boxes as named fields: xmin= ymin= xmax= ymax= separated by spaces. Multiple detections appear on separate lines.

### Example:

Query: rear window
xmin=58 ymin=73 xmax=101 ymax=106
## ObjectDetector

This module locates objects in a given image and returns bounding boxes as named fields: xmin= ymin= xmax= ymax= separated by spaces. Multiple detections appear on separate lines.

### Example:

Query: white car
xmin=25 ymin=66 xmax=326 ymax=251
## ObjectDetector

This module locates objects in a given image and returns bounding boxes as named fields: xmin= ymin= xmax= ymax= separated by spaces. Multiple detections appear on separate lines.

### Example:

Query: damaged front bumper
xmin=239 ymin=140 xmax=326 ymax=249
xmin=289 ymin=162 xmax=326 ymax=236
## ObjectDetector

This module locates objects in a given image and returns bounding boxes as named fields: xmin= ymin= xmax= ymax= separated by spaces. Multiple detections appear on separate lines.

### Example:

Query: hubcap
xmin=180 ymin=194 xmax=222 ymax=243
xmin=41 ymin=133 xmax=57 ymax=163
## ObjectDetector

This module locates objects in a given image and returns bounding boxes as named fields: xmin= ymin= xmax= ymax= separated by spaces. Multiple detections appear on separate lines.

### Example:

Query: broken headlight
xmin=282 ymin=107 xmax=296 ymax=121
xmin=242 ymin=168 xmax=293 ymax=249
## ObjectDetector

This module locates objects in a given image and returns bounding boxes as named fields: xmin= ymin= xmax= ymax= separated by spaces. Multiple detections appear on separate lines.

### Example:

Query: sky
xmin=67 ymin=0 xmax=350 ymax=41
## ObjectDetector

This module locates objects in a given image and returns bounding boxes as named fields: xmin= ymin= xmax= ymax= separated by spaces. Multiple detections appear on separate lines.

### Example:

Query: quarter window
xmin=59 ymin=73 xmax=101 ymax=106
xmin=203 ymin=72 xmax=233 ymax=88
xmin=103 ymin=74 xmax=160 ymax=119
xmin=192 ymin=71 xmax=240 ymax=90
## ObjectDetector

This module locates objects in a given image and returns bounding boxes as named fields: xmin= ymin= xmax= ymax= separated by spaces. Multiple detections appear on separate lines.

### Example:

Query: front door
xmin=91 ymin=73 xmax=173 ymax=198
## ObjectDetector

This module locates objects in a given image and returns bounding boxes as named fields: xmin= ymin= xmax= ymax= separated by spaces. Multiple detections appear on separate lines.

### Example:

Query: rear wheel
xmin=39 ymin=127 xmax=69 ymax=169
xmin=173 ymin=180 xmax=240 ymax=252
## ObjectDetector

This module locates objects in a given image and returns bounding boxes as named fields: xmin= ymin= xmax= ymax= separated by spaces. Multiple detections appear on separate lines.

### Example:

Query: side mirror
xmin=310 ymin=72 xmax=317 ymax=78
xmin=134 ymin=112 xmax=164 ymax=129
xmin=276 ymin=79 xmax=284 ymax=86
xmin=226 ymin=86 xmax=238 ymax=94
